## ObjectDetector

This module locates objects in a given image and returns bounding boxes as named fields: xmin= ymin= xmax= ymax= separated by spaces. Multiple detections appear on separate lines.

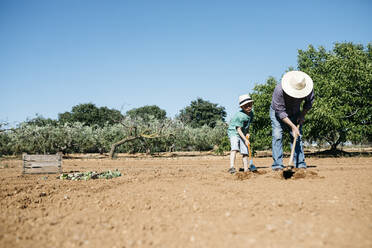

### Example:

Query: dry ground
xmin=1 ymin=154 xmax=371 ymax=248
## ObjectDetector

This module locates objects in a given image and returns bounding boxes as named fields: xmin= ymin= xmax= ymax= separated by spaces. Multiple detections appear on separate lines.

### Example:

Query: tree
xmin=26 ymin=114 xmax=58 ymax=127
xmin=126 ymin=105 xmax=167 ymax=122
xmin=108 ymin=116 xmax=174 ymax=158
xmin=0 ymin=121 xmax=11 ymax=157
xmin=58 ymin=103 xmax=123 ymax=127
xmin=298 ymin=42 xmax=372 ymax=150
xmin=178 ymin=98 xmax=227 ymax=128
xmin=250 ymin=77 xmax=278 ymax=150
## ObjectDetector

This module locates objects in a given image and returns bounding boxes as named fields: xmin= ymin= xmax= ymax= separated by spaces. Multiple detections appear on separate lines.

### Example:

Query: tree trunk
xmin=109 ymin=136 xmax=139 ymax=159
xmin=331 ymin=143 xmax=338 ymax=152
xmin=330 ymin=139 xmax=341 ymax=152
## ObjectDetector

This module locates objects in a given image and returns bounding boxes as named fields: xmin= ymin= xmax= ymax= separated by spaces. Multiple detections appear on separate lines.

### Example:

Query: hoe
xmin=246 ymin=134 xmax=257 ymax=172
xmin=283 ymin=125 xmax=300 ymax=178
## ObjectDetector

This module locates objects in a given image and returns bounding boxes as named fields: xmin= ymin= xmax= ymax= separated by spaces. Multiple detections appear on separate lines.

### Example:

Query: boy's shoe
xmin=239 ymin=168 xmax=244 ymax=172
xmin=228 ymin=168 xmax=236 ymax=174
xmin=249 ymin=165 xmax=257 ymax=172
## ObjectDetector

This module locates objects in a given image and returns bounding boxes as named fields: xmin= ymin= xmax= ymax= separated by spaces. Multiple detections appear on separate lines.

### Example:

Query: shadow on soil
xmin=235 ymin=169 xmax=323 ymax=181
xmin=282 ymin=170 xmax=295 ymax=179
xmin=306 ymin=149 xmax=372 ymax=158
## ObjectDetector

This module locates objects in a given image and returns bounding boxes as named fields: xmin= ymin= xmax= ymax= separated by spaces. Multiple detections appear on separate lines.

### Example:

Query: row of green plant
xmin=59 ymin=170 xmax=122 ymax=180
xmin=0 ymin=118 xmax=229 ymax=156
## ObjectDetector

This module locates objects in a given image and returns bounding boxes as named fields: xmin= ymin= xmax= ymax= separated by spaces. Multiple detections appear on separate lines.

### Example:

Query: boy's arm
xmin=236 ymin=127 xmax=250 ymax=146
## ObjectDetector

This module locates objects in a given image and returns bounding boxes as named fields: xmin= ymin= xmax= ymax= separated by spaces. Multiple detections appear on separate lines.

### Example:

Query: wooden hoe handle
xmin=288 ymin=125 xmax=300 ymax=167
xmin=246 ymin=134 xmax=252 ymax=161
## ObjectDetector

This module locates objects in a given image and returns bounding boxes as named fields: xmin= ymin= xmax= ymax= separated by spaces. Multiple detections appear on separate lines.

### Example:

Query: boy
xmin=227 ymin=94 xmax=254 ymax=174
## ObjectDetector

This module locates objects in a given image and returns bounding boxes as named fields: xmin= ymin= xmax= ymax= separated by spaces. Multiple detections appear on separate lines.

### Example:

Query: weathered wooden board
xmin=22 ymin=153 xmax=62 ymax=174
xmin=23 ymin=166 xmax=60 ymax=174
xmin=23 ymin=154 xmax=61 ymax=161
xmin=24 ymin=161 xmax=62 ymax=168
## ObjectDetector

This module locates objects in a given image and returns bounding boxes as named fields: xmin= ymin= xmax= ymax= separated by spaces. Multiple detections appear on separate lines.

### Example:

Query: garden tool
xmin=284 ymin=124 xmax=300 ymax=172
xmin=246 ymin=134 xmax=257 ymax=172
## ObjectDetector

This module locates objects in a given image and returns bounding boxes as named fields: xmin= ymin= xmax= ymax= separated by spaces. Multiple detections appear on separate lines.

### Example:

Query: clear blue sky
xmin=1 ymin=0 xmax=371 ymax=125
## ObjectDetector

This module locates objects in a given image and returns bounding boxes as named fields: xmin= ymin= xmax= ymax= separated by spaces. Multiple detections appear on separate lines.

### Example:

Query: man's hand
xmin=292 ymin=125 xmax=300 ymax=138
xmin=282 ymin=117 xmax=300 ymax=138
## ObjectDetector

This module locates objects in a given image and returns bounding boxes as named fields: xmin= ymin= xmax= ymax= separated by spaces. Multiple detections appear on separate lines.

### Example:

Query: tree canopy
xmin=26 ymin=114 xmax=59 ymax=127
xmin=298 ymin=42 xmax=372 ymax=150
xmin=250 ymin=77 xmax=277 ymax=150
xmin=126 ymin=105 xmax=167 ymax=122
xmin=178 ymin=98 xmax=227 ymax=128
xmin=58 ymin=103 xmax=123 ymax=127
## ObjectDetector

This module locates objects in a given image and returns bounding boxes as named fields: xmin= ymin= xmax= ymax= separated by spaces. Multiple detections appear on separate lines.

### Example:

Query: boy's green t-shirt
xmin=227 ymin=110 xmax=254 ymax=138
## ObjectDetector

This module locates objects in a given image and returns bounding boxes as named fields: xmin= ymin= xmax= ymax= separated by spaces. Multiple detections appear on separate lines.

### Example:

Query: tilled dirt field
xmin=1 ymin=155 xmax=371 ymax=248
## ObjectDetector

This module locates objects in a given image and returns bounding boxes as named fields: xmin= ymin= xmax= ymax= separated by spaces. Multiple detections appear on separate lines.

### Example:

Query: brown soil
xmin=235 ymin=169 xmax=268 ymax=180
xmin=292 ymin=168 xmax=321 ymax=179
xmin=1 ymin=155 xmax=372 ymax=248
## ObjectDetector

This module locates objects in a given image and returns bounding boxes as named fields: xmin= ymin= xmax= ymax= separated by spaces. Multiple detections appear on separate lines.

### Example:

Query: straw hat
xmin=281 ymin=71 xmax=313 ymax=98
xmin=239 ymin=94 xmax=253 ymax=107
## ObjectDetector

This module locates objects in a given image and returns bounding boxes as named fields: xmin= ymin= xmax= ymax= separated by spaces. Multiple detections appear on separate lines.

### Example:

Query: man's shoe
xmin=272 ymin=165 xmax=284 ymax=171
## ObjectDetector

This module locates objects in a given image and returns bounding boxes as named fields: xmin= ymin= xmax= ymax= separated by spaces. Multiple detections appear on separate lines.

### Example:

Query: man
xmin=270 ymin=71 xmax=315 ymax=170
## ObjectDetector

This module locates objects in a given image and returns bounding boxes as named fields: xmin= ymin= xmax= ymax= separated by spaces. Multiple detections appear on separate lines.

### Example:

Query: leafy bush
xmin=2 ymin=118 xmax=229 ymax=155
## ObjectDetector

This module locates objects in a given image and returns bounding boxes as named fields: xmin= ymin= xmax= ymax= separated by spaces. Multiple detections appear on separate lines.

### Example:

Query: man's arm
xmin=297 ymin=109 xmax=309 ymax=125
xmin=272 ymin=84 xmax=288 ymax=120
xmin=282 ymin=117 xmax=300 ymax=137
xmin=303 ymin=90 xmax=315 ymax=112
xmin=298 ymin=90 xmax=315 ymax=124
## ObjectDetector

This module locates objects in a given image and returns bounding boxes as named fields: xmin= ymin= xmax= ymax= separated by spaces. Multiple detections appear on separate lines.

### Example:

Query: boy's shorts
xmin=229 ymin=135 xmax=248 ymax=155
